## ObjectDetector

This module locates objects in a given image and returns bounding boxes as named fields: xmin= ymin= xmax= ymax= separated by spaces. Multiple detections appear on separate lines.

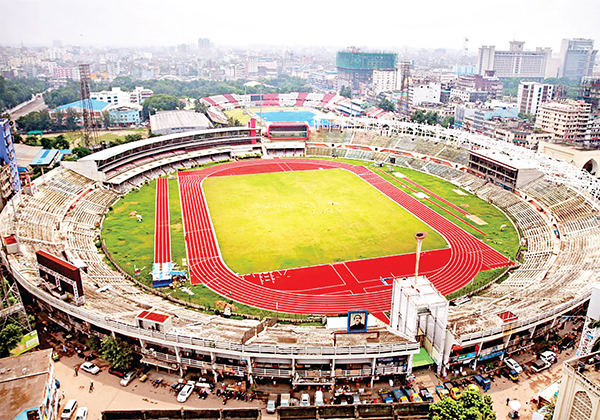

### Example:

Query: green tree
xmin=411 ymin=110 xmax=427 ymax=124
xmin=430 ymin=389 xmax=496 ymax=420
xmin=142 ymin=94 xmax=181 ymax=119
xmin=425 ymin=111 xmax=440 ymax=125
xmin=0 ymin=323 xmax=24 ymax=357
xmin=100 ymin=335 xmax=133 ymax=371
xmin=54 ymin=134 xmax=70 ymax=149
xmin=64 ymin=108 xmax=78 ymax=131
xmin=41 ymin=136 xmax=55 ymax=149
xmin=72 ymin=147 xmax=92 ymax=159
xmin=101 ymin=110 xmax=112 ymax=128
xmin=441 ymin=116 xmax=455 ymax=128
xmin=340 ymin=85 xmax=352 ymax=99
xmin=378 ymin=98 xmax=396 ymax=112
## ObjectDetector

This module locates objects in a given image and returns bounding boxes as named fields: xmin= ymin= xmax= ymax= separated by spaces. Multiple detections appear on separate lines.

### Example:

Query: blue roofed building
xmin=107 ymin=103 xmax=143 ymax=127
xmin=30 ymin=149 xmax=60 ymax=166
xmin=49 ymin=99 xmax=110 ymax=123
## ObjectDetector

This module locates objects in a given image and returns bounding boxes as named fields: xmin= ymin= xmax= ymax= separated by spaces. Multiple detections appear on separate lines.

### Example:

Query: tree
xmin=340 ymin=85 xmax=352 ymax=99
xmin=378 ymin=98 xmax=396 ymax=112
xmin=101 ymin=110 xmax=113 ymax=128
xmin=72 ymin=147 xmax=92 ymax=159
xmin=0 ymin=323 xmax=24 ymax=357
xmin=100 ymin=335 xmax=133 ymax=371
xmin=441 ymin=116 xmax=455 ymax=128
xmin=54 ymin=134 xmax=70 ymax=149
xmin=411 ymin=110 xmax=427 ymax=124
xmin=429 ymin=389 xmax=496 ymax=420
xmin=142 ymin=94 xmax=181 ymax=119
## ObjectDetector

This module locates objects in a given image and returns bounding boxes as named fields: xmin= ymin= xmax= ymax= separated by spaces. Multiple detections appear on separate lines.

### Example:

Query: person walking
xmin=74 ymin=365 xmax=79 ymax=376
xmin=89 ymin=380 xmax=94 ymax=393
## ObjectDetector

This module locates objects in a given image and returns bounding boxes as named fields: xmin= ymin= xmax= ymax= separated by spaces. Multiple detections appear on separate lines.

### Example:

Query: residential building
xmin=129 ymin=86 xmax=153 ymax=104
xmin=91 ymin=87 xmax=130 ymax=106
xmin=0 ymin=348 xmax=59 ymax=420
xmin=477 ymin=41 xmax=551 ymax=79
xmin=559 ymin=38 xmax=597 ymax=80
xmin=517 ymin=82 xmax=554 ymax=116
xmin=553 ymin=351 xmax=600 ymax=420
xmin=372 ymin=69 xmax=398 ymax=95
xmin=107 ymin=103 xmax=143 ymax=127
xmin=495 ymin=127 xmax=553 ymax=148
xmin=0 ymin=119 xmax=21 ymax=200
xmin=535 ymin=100 xmax=592 ymax=142
xmin=409 ymin=83 xmax=442 ymax=106
xmin=450 ymin=74 xmax=502 ymax=103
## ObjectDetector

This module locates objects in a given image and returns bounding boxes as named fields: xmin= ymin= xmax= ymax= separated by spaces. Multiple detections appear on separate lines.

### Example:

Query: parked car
xmin=500 ymin=367 xmax=519 ymax=382
xmin=280 ymin=393 xmax=290 ymax=407
xmin=108 ymin=367 xmax=126 ymax=378
xmin=352 ymin=393 xmax=362 ymax=405
xmin=540 ymin=350 xmax=557 ymax=364
xmin=503 ymin=358 xmax=523 ymax=374
xmin=419 ymin=387 xmax=434 ymax=403
xmin=61 ymin=399 xmax=78 ymax=419
xmin=74 ymin=407 xmax=88 ymax=420
xmin=379 ymin=391 xmax=394 ymax=404
xmin=531 ymin=359 xmax=552 ymax=373
xmin=80 ymin=362 xmax=100 ymax=375
xmin=266 ymin=394 xmax=278 ymax=414
xmin=120 ymin=371 xmax=138 ymax=386
xmin=314 ymin=390 xmax=324 ymax=406
xmin=300 ymin=393 xmax=310 ymax=407
xmin=435 ymin=385 xmax=449 ymax=400
xmin=405 ymin=387 xmax=422 ymax=402
xmin=473 ymin=375 xmax=491 ymax=392
xmin=177 ymin=382 xmax=195 ymax=403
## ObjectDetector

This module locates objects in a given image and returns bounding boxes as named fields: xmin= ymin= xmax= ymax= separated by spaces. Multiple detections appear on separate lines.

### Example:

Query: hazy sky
xmin=2 ymin=0 xmax=599 ymax=53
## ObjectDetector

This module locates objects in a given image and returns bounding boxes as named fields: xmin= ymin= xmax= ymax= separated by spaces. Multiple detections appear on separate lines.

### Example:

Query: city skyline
xmin=1 ymin=0 xmax=599 ymax=53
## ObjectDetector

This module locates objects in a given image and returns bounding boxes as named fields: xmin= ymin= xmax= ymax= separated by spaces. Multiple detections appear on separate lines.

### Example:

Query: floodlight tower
xmin=79 ymin=63 xmax=98 ymax=148
xmin=414 ymin=231 xmax=427 ymax=285
xmin=0 ymin=273 xmax=32 ymax=332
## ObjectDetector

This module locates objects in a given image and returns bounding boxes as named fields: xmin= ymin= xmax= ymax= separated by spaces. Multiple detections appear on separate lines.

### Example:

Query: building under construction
xmin=579 ymin=78 xmax=600 ymax=113
xmin=336 ymin=48 xmax=397 ymax=93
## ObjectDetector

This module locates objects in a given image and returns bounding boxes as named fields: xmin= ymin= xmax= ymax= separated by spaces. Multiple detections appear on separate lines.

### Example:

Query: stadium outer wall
xmin=1 ymin=115 xmax=597 ymax=378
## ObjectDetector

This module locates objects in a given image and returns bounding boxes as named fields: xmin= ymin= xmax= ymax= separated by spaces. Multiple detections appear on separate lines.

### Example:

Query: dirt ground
xmin=55 ymin=355 xmax=262 ymax=420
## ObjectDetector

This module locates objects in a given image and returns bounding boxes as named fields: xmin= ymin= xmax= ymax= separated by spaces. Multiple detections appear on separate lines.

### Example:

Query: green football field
xmin=203 ymin=168 xmax=448 ymax=274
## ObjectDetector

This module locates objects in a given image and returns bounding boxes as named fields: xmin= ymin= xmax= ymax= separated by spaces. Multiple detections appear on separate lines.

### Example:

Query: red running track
xmin=177 ymin=159 xmax=512 ymax=315
xmin=154 ymin=178 xmax=171 ymax=264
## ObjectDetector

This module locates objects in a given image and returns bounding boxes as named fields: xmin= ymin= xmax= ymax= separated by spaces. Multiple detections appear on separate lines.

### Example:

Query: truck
xmin=379 ymin=391 xmax=394 ymax=404
xmin=473 ymin=375 xmax=491 ymax=392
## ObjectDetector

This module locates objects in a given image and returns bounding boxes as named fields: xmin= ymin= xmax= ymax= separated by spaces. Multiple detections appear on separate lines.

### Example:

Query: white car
xmin=74 ymin=407 xmax=88 ymax=420
xmin=300 ymin=393 xmax=310 ymax=407
xmin=120 ymin=371 xmax=137 ymax=386
xmin=540 ymin=350 xmax=557 ymax=364
xmin=80 ymin=362 xmax=100 ymax=375
xmin=177 ymin=383 xmax=195 ymax=403
xmin=503 ymin=357 xmax=523 ymax=374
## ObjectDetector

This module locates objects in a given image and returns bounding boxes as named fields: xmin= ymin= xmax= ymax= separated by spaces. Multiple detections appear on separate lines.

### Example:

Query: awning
xmin=412 ymin=348 xmax=435 ymax=368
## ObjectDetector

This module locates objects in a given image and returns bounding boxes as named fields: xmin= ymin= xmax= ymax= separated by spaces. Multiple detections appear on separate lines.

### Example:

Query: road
xmin=9 ymin=94 xmax=48 ymax=120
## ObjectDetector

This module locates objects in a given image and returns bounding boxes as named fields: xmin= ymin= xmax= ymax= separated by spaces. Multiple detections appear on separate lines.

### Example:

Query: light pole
xmin=414 ymin=232 xmax=427 ymax=285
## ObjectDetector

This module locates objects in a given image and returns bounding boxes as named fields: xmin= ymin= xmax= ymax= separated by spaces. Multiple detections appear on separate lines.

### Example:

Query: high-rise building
xmin=559 ymin=38 xmax=597 ymax=80
xmin=517 ymin=82 xmax=554 ymax=115
xmin=477 ymin=41 xmax=551 ymax=79
xmin=198 ymin=38 xmax=210 ymax=50
xmin=0 ymin=119 xmax=21 ymax=197
xmin=336 ymin=48 xmax=397 ymax=92
xmin=535 ymin=100 xmax=592 ymax=142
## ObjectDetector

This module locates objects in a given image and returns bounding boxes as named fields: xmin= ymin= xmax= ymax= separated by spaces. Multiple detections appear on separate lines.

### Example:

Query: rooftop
xmin=149 ymin=110 xmax=212 ymax=133
xmin=0 ymin=348 xmax=53 ymax=420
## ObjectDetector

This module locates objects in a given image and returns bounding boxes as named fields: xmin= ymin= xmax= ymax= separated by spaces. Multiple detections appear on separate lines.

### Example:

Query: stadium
xmin=1 ymin=92 xmax=599 ymax=386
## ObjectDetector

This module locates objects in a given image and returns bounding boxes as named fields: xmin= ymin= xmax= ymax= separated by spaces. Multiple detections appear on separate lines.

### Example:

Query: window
xmin=569 ymin=390 xmax=592 ymax=420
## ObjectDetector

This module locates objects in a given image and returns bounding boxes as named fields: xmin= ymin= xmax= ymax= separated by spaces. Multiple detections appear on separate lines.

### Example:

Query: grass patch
xmin=203 ymin=168 xmax=447 ymax=274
